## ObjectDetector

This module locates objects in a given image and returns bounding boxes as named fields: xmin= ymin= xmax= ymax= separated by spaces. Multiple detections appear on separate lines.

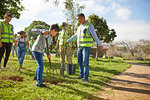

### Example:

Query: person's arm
xmin=31 ymin=29 xmax=49 ymax=35
xmin=67 ymin=34 xmax=77 ymax=43
xmin=89 ymin=24 xmax=102 ymax=46
xmin=26 ymin=40 xmax=29 ymax=52
xmin=88 ymin=24 xmax=103 ymax=50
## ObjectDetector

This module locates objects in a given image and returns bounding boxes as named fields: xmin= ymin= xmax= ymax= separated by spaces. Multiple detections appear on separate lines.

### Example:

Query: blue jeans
xmin=77 ymin=47 xmax=91 ymax=79
xmin=12 ymin=46 xmax=17 ymax=56
xmin=32 ymin=51 xmax=44 ymax=86
xmin=17 ymin=47 xmax=26 ymax=66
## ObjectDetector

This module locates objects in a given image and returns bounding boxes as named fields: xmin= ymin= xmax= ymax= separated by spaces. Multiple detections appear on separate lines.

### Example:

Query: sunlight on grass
xmin=0 ymin=55 xmax=131 ymax=100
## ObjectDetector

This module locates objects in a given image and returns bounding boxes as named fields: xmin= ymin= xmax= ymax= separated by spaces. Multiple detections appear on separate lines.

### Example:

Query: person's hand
xmin=55 ymin=47 xmax=58 ymax=51
xmin=65 ymin=41 xmax=68 ymax=44
xmin=43 ymin=31 xmax=49 ymax=35
xmin=0 ymin=42 xmax=2 ymax=47
xmin=47 ymin=54 xmax=51 ymax=59
xmin=98 ymin=46 xmax=103 ymax=51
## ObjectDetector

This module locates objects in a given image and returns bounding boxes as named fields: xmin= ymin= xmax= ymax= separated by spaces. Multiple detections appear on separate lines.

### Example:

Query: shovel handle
xmin=46 ymin=37 xmax=52 ymax=69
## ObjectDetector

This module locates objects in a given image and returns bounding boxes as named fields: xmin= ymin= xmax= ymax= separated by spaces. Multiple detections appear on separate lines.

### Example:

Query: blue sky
xmin=3 ymin=0 xmax=150 ymax=41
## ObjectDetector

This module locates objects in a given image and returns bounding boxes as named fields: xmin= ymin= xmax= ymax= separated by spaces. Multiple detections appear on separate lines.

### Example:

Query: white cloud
xmin=109 ymin=20 xmax=150 ymax=41
xmin=115 ymin=8 xmax=131 ymax=20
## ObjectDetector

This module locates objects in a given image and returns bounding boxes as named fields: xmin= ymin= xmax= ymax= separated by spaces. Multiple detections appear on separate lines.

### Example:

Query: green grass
xmin=0 ymin=55 xmax=131 ymax=100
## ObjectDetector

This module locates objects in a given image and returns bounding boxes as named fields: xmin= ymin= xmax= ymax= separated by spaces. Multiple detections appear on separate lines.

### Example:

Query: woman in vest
xmin=16 ymin=31 xmax=29 ymax=71
xmin=0 ymin=11 xmax=14 ymax=70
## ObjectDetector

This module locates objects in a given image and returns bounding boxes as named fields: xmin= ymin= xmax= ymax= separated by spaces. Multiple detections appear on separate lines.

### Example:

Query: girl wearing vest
xmin=16 ymin=31 xmax=29 ymax=71
xmin=66 ymin=13 xmax=103 ymax=82
xmin=0 ymin=11 xmax=14 ymax=70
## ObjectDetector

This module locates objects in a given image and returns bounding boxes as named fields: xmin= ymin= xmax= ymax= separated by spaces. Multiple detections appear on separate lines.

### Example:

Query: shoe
xmin=0 ymin=67 xmax=2 ymax=71
xmin=17 ymin=67 xmax=21 ymax=71
xmin=33 ymin=76 xmax=37 ymax=80
xmin=82 ymin=78 xmax=88 ymax=82
xmin=36 ymin=84 xmax=48 ymax=88
xmin=76 ymin=76 xmax=83 ymax=79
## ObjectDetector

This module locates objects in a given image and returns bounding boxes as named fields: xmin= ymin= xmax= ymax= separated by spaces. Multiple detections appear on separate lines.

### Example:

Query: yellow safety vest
xmin=77 ymin=22 xmax=94 ymax=47
xmin=59 ymin=29 xmax=71 ymax=46
xmin=0 ymin=21 xmax=14 ymax=43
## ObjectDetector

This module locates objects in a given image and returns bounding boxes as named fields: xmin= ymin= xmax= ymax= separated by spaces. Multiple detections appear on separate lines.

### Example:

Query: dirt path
xmin=96 ymin=62 xmax=150 ymax=100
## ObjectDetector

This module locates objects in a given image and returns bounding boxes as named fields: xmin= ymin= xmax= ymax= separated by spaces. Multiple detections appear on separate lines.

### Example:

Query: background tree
xmin=0 ymin=0 xmax=24 ymax=19
xmin=88 ymin=13 xmax=117 ymax=60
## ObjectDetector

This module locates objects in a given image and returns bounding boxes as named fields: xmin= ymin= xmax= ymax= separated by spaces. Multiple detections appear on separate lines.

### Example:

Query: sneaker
xmin=36 ymin=84 xmax=48 ymax=88
xmin=76 ymin=76 xmax=83 ymax=79
xmin=82 ymin=78 xmax=88 ymax=82
xmin=33 ymin=76 xmax=37 ymax=80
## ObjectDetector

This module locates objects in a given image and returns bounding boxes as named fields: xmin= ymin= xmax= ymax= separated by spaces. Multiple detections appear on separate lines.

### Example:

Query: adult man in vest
xmin=55 ymin=22 xmax=72 ymax=75
xmin=66 ymin=13 xmax=103 ymax=82
xmin=0 ymin=11 xmax=14 ymax=70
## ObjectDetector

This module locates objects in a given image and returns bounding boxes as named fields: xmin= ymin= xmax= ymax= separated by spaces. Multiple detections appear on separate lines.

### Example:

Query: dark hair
xmin=4 ymin=11 xmax=13 ymax=18
xmin=18 ymin=31 xmax=25 ymax=34
xmin=50 ymin=24 xmax=59 ymax=32
xmin=62 ymin=22 xmax=67 ymax=27
xmin=77 ymin=13 xmax=85 ymax=17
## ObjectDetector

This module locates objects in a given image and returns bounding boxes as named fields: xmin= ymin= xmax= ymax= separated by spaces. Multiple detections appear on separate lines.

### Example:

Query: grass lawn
xmin=0 ymin=55 xmax=131 ymax=100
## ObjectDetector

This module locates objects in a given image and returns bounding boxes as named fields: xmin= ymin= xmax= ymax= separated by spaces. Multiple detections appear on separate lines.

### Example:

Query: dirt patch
xmin=2 ymin=75 xmax=24 ymax=82
xmin=94 ymin=62 xmax=150 ymax=100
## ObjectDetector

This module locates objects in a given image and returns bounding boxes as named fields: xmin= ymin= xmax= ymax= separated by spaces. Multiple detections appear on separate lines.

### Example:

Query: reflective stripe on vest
xmin=59 ymin=29 xmax=71 ymax=46
xmin=77 ymin=22 xmax=94 ymax=47
xmin=0 ymin=21 xmax=14 ymax=43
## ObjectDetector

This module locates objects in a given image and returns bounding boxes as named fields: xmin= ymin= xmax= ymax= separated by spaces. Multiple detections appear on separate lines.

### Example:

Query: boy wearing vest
xmin=55 ymin=22 xmax=72 ymax=75
xmin=66 ymin=13 xmax=103 ymax=82
xmin=32 ymin=24 xmax=59 ymax=87
xmin=0 ymin=11 xmax=14 ymax=70
xmin=29 ymin=37 xmax=35 ymax=59
xmin=16 ymin=31 xmax=29 ymax=71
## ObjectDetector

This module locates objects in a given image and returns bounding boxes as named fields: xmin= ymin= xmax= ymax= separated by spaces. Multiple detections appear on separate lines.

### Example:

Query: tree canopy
xmin=88 ymin=14 xmax=117 ymax=43
xmin=0 ymin=0 xmax=24 ymax=19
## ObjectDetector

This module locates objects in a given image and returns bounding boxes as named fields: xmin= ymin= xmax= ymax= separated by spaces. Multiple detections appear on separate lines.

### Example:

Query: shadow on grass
xmin=58 ymin=84 xmax=106 ymax=100
xmin=106 ymin=84 xmax=150 ymax=94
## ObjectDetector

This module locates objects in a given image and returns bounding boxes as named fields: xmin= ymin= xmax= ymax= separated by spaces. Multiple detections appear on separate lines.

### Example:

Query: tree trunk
xmin=95 ymin=43 xmax=98 ymax=61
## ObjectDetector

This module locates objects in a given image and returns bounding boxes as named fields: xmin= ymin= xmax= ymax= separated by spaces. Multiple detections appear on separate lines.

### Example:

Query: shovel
xmin=45 ymin=37 xmax=57 ymax=82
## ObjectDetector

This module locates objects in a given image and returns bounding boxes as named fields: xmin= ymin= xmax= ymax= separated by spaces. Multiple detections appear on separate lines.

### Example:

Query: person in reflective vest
xmin=0 ymin=11 xmax=14 ymax=70
xmin=66 ymin=13 xmax=103 ymax=82
xmin=55 ymin=22 xmax=73 ymax=74
xmin=29 ymin=37 xmax=35 ymax=59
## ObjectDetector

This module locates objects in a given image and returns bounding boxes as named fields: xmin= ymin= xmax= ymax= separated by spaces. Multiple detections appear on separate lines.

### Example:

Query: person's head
xmin=77 ymin=13 xmax=85 ymax=24
xmin=49 ymin=24 xmax=59 ymax=37
xmin=62 ymin=22 xmax=67 ymax=30
xmin=31 ymin=37 xmax=34 ymax=40
xmin=14 ymin=34 xmax=17 ymax=38
xmin=18 ymin=31 xmax=26 ymax=38
xmin=3 ymin=11 xmax=13 ymax=23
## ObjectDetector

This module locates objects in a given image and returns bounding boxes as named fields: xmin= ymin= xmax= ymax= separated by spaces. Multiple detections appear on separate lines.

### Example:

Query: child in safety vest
xmin=16 ymin=31 xmax=29 ymax=71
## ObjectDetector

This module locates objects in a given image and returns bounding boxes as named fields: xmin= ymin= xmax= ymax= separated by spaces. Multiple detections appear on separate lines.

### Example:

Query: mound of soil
xmin=2 ymin=75 xmax=24 ymax=82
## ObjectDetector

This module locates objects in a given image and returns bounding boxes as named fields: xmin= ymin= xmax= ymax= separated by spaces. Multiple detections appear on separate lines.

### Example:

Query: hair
xmin=18 ymin=31 xmax=26 ymax=34
xmin=49 ymin=24 xmax=59 ymax=32
xmin=77 ymin=13 xmax=85 ymax=17
xmin=3 ymin=11 xmax=13 ymax=18
xmin=62 ymin=22 xmax=67 ymax=27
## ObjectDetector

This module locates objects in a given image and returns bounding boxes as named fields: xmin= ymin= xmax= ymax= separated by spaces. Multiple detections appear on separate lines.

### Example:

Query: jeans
xmin=77 ymin=47 xmax=91 ymax=79
xmin=17 ymin=47 xmax=26 ymax=66
xmin=0 ymin=42 xmax=12 ymax=67
xmin=12 ymin=46 xmax=17 ymax=56
xmin=32 ymin=51 xmax=44 ymax=86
